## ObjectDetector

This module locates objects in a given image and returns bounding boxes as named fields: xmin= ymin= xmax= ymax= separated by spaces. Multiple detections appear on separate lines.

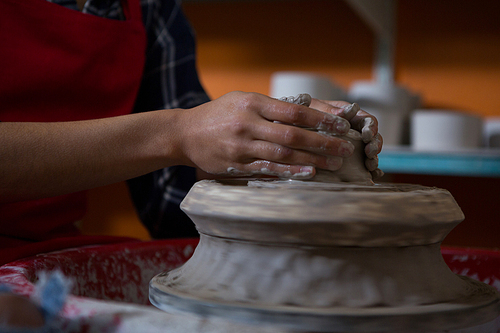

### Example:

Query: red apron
xmin=0 ymin=0 xmax=147 ymax=265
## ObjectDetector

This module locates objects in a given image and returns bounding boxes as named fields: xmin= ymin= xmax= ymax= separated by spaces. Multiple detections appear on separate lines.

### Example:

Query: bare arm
xmin=0 ymin=91 xmax=357 ymax=203
xmin=0 ymin=110 xmax=182 ymax=202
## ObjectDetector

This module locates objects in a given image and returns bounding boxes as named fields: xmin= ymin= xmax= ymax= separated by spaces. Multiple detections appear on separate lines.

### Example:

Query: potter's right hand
xmin=177 ymin=91 xmax=356 ymax=179
xmin=309 ymin=99 xmax=384 ymax=180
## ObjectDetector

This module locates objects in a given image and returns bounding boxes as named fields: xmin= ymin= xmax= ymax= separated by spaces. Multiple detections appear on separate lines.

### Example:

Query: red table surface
xmin=0 ymin=239 xmax=498 ymax=304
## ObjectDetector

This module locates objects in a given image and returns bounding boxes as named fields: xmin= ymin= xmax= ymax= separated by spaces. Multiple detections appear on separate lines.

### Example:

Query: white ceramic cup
xmin=411 ymin=110 xmax=483 ymax=151
xmin=270 ymin=71 xmax=346 ymax=101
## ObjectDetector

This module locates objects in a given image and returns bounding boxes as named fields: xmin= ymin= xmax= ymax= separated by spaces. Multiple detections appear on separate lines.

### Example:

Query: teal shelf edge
xmin=378 ymin=147 xmax=500 ymax=177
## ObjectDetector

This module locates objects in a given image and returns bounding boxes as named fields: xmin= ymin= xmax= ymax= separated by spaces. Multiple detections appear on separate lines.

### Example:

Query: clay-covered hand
xmin=309 ymin=98 xmax=384 ymax=179
xmin=177 ymin=92 xmax=357 ymax=179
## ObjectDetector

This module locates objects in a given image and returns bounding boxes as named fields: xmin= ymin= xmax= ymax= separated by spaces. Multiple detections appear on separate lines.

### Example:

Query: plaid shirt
xmin=51 ymin=0 xmax=210 ymax=238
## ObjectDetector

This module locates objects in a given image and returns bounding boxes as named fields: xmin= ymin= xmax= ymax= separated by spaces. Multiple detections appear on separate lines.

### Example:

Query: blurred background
xmin=81 ymin=0 xmax=500 ymax=248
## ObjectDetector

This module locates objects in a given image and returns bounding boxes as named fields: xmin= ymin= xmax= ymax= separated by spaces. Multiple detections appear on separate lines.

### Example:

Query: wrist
xmin=145 ymin=109 xmax=193 ymax=169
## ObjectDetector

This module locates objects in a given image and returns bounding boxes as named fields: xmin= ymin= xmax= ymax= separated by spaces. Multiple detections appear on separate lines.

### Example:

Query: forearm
xmin=0 ymin=110 xmax=184 ymax=203
xmin=1 ymin=92 xmax=383 ymax=203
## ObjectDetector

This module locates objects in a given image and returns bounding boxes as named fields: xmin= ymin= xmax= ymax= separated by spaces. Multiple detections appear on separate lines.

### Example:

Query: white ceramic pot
xmin=484 ymin=116 xmax=500 ymax=148
xmin=411 ymin=110 xmax=483 ymax=151
xmin=270 ymin=71 xmax=346 ymax=101
xmin=348 ymin=81 xmax=420 ymax=146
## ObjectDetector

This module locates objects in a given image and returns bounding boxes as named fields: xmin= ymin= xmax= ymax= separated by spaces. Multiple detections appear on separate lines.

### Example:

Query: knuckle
xmin=273 ymin=146 xmax=293 ymax=160
xmin=235 ymin=92 xmax=260 ymax=111
xmin=318 ymin=135 xmax=337 ymax=152
xmin=282 ymin=127 xmax=301 ymax=146
xmin=305 ymin=153 xmax=327 ymax=168
xmin=327 ymin=105 xmax=342 ymax=115
xmin=226 ymin=142 xmax=245 ymax=160
xmin=284 ymin=104 xmax=304 ymax=124
xmin=229 ymin=119 xmax=247 ymax=136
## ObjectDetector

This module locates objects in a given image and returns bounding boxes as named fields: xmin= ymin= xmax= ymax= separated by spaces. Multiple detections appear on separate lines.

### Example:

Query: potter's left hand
xmin=309 ymin=98 xmax=384 ymax=179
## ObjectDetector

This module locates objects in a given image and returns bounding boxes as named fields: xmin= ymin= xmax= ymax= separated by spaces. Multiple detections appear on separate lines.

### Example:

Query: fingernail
xmin=335 ymin=119 xmax=350 ymax=134
xmin=326 ymin=156 xmax=343 ymax=170
xmin=362 ymin=129 xmax=374 ymax=143
xmin=300 ymin=166 xmax=314 ymax=174
xmin=361 ymin=120 xmax=375 ymax=142
xmin=339 ymin=141 xmax=355 ymax=157
xmin=342 ymin=102 xmax=360 ymax=119
xmin=291 ymin=166 xmax=315 ymax=179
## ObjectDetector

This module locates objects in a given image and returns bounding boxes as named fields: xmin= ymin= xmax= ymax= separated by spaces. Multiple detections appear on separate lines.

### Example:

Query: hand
xmin=177 ymin=91 xmax=358 ymax=179
xmin=309 ymin=98 xmax=384 ymax=179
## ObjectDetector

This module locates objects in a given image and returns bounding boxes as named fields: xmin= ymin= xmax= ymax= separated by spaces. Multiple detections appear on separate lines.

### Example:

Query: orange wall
xmin=81 ymin=181 xmax=150 ymax=240
xmin=82 ymin=0 xmax=500 ymax=244
xmin=184 ymin=0 xmax=500 ymax=116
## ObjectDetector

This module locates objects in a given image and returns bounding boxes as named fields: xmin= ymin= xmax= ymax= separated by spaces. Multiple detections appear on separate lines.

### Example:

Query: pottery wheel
xmin=150 ymin=179 xmax=500 ymax=332
xmin=150 ymin=123 xmax=499 ymax=332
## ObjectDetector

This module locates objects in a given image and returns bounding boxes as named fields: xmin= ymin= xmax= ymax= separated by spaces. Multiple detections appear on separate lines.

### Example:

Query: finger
xmin=365 ymin=155 xmax=379 ymax=172
xmin=229 ymin=161 xmax=317 ymax=179
xmin=260 ymin=99 xmax=350 ymax=135
xmin=310 ymin=99 xmax=379 ymax=142
xmin=340 ymin=102 xmax=361 ymax=120
xmin=352 ymin=111 xmax=379 ymax=143
xmin=371 ymin=168 xmax=384 ymax=180
xmin=310 ymin=99 xmax=360 ymax=121
xmin=252 ymin=122 xmax=355 ymax=158
xmin=309 ymin=99 xmax=346 ymax=115
xmin=365 ymin=133 xmax=383 ymax=158
xmin=248 ymin=141 xmax=344 ymax=172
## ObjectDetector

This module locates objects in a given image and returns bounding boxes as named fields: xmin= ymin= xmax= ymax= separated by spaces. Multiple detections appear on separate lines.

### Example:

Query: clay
xmin=278 ymin=93 xmax=312 ymax=106
xmin=179 ymin=180 xmax=464 ymax=246
xmin=149 ymin=94 xmax=500 ymax=332
xmin=151 ymin=181 xmax=500 ymax=332
xmin=277 ymin=94 xmax=373 ymax=183
xmin=150 ymin=179 xmax=500 ymax=331
xmin=224 ymin=128 xmax=370 ymax=182
xmin=225 ymin=166 xmax=314 ymax=179
xmin=159 ymin=237 xmax=470 ymax=307
xmin=312 ymin=129 xmax=373 ymax=184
